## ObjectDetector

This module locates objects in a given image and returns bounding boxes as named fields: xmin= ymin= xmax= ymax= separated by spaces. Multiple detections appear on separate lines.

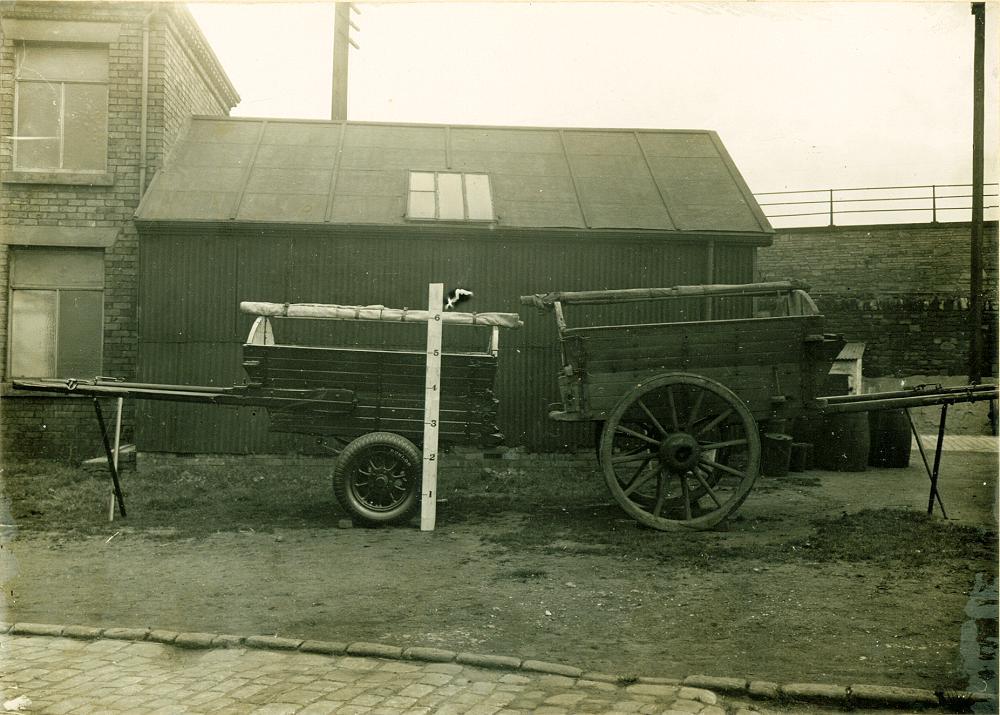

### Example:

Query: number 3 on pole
xmin=421 ymin=283 xmax=444 ymax=531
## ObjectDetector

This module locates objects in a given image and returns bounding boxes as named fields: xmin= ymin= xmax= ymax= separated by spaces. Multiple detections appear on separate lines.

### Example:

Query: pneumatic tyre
xmin=333 ymin=432 xmax=422 ymax=526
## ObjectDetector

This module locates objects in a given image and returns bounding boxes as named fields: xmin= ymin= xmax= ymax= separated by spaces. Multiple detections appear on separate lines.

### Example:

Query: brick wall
xmin=757 ymin=222 xmax=999 ymax=376
xmin=0 ymin=2 xmax=236 ymax=461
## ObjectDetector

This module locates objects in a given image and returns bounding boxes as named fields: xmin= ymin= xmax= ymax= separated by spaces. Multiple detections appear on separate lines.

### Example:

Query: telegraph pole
xmin=331 ymin=3 xmax=360 ymax=121
xmin=969 ymin=2 xmax=985 ymax=383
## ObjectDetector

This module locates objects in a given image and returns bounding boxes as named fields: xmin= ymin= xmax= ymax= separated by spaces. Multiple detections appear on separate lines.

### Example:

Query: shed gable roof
xmin=136 ymin=117 xmax=772 ymax=234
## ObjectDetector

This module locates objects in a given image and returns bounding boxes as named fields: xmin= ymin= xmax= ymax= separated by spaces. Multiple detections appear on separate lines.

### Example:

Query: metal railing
xmin=754 ymin=183 xmax=999 ymax=227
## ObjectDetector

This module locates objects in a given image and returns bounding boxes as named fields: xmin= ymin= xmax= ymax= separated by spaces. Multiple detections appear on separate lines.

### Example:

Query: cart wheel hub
xmin=659 ymin=433 xmax=701 ymax=472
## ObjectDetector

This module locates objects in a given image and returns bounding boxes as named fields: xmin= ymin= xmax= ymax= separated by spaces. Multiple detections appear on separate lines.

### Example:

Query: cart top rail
xmin=519 ymin=280 xmax=811 ymax=309
xmin=815 ymin=383 xmax=999 ymax=414
xmin=241 ymin=301 xmax=523 ymax=329
xmin=11 ymin=378 xmax=355 ymax=409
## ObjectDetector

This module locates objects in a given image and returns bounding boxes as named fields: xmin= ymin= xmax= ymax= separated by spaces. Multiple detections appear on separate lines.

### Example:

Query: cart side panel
xmin=242 ymin=344 xmax=502 ymax=445
xmin=561 ymin=315 xmax=827 ymax=421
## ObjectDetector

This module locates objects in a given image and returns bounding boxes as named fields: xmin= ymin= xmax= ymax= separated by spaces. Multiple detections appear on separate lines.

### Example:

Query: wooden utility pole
xmin=331 ymin=2 xmax=359 ymax=121
xmin=969 ymin=2 xmax=985 ymax=383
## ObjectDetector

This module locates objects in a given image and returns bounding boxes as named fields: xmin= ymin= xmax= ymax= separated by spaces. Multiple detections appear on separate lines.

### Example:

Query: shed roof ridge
xmin=185 ymin=115 xmax=716 ymax=135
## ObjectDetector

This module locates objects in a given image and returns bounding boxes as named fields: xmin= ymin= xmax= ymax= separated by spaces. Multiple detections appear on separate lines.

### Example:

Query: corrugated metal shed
xmin=136 ymin=117 xmax=772 ymax=235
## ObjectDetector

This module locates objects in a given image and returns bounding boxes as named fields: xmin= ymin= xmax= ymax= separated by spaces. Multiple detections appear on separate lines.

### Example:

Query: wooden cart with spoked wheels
xmin=520 ymin=281 xmax=848 ymax=531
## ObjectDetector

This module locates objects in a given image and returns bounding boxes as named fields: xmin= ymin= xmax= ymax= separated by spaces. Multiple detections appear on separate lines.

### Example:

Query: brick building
xmin=0 ymin=1 xmax=238 ymax=460
xmin=757 ymin=221 xmax=999 ymax=377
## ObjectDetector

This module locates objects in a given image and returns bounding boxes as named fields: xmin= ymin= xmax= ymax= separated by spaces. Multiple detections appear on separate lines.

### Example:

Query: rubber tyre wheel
xmin=333 ymin=432 xmax=422 ymax=526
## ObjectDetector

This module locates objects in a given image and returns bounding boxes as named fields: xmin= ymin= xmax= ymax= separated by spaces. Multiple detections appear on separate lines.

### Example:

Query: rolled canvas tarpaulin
xmin=240 ymin=301 xmax=523 ymax=329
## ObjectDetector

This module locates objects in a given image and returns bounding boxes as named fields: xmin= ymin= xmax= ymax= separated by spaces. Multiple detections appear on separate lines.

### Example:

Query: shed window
xmin=9 ymin=248 xmax=104 ymax=379
xmin=14 ymin=42 xmax=109 ymax=172
xmin=407 ymin=172 xmax=494 ymax=221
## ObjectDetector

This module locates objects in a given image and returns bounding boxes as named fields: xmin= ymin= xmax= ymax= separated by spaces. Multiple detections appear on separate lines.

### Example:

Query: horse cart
xmin=14 ymin=299 xmax=523 ymax=526
xmin=14 ymin=282 xmax=995 ymax=532
xmin=520 ymin=281 xmax=998 ymax=531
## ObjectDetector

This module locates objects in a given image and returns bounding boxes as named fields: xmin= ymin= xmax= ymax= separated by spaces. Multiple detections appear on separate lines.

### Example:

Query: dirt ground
xmin=2 ymin=448 xmax=996 ymax=693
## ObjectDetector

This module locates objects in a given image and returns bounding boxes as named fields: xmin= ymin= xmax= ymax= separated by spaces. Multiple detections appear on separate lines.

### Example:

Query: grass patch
xmin=4 ymin=459 xmax=996 ymax=577
xmin=2 ymin=459 xmax=338 ymax=536
xmin=792 ymin=509 xmax=998 ymax=565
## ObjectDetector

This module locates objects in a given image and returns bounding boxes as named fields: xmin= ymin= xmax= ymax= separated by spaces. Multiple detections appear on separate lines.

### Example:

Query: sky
xmin=187 ymin=1 xmax=999 ymax=223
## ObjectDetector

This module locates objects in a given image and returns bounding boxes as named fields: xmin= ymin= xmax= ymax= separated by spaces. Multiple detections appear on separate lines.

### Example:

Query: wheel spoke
xmin=615 ymin=424 xmax=661 ymax=446
xmin=695 ymin=408 xmax=734 ymax=437
xmin=685 ymin=390 xmax=706 ymax=430
xmin=693 ymin=468 xmax=723 ymax=507
xmin=666 ymin=386 xmax=680 ymax=431
xmin=698 ymin=438 xmax=748 ymax=451
xmin=680 ymin=471 xmax=692 ymax=520
xmin=699 ymin=457 xmax=747 ymax=480
xmin=637 ymin=399 xmax=668 ymax=436
xmin=652 ymin=469 xmax=668 ymax=517
xmin=623 ymin=464 xmax=658 ymax=497
xmin=611 ymin=449 xmax=655 ymax=464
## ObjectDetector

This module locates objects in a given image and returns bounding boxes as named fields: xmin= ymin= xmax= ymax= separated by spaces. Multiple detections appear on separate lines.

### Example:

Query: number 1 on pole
xmin=421 ymin=283 xmax=444 ymax=531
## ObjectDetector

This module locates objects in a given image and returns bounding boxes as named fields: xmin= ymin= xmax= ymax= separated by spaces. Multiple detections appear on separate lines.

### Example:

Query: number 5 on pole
xmin=421 ymin=283 xmax=444 ymax=531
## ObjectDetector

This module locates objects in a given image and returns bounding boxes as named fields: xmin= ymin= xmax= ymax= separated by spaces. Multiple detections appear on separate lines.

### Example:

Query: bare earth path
xmin=2 ymin=450 xmax=996 ymax=692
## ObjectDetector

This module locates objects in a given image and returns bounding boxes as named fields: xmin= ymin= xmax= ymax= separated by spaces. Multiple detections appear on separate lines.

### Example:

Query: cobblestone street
xmin=1 ymin=632 xmax=728 ymax=715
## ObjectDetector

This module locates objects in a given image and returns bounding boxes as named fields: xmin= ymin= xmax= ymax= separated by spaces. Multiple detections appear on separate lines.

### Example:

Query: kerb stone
xmin=345 ymin=642 xmax=402 ymax=658
xmin=147 ymin=630 xmax=178 ymax=644
xmin=783 ymin=682 xmax=849 ymax=705
xmin=299 ymin=640 xmax=347 ymax=655
xmin=102 ymin=627 xmax=150 ymax=641
xmin=683 ymin=675 xmax=747 ymax=695
xmin=404 ymin=646 xmax=456 ymax=662
xmin=456 ymin=652 xmax=521 ymax=670
xmin=63 ymin=625 xmax=103 ymax=640
xmin=11 ymin=623 xmax=64 ymax=637
xmin=849 ymin=684 xmax=940 ymax=708
xmin=748 ymin=680 xmax=780 ymax=699
xmin=211 ymin=634 xmax=245 ymax=648
xmin=245 ymin=635 xmax=303 ymax=651
xmin=521 ymin=660 xmax=583 ymax=678
xmin=173 ymin=632 xmax=217 ymax=649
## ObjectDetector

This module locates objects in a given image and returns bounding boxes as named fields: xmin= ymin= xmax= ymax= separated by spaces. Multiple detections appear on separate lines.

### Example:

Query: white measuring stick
xmin=420 ymin=283 xmax=444 ymax=531
xmin=108 ymin=396 xmax=123 ymax=522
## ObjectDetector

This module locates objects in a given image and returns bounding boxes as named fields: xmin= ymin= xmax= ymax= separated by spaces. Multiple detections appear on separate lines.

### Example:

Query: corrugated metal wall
xmin=137 ymin=226 xmax=761 ymax=452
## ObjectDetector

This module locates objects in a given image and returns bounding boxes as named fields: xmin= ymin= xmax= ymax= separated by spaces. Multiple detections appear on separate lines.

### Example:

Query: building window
xmin=14 ymin=42 xmax=109 ymax=172
xmin=407 ymin=172 xmax=494 ymax=221
xmin=9 ymin=249 xmax=104 ymax=379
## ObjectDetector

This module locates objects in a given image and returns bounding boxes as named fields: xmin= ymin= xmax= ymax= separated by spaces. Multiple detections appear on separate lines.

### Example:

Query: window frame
xmin=7 ymin=248 xmax=105 ymax=380
xmin=12 ymin=40 xmax=110 ymax=175
xmin=405 ymin=171 xmax=496 ymax=223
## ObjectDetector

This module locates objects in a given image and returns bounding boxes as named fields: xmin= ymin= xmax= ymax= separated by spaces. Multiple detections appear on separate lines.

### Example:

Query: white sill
xmin=2 ymin=170 xmax=114 ymax=187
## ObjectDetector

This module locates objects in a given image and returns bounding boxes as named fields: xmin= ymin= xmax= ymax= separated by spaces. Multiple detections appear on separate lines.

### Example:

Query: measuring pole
xmin=421 ymin=283 xmax=444 ymax=531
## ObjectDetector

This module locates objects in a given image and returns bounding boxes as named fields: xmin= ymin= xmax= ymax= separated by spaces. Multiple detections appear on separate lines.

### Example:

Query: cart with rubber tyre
xmin=239 ymin=300 xmax=523 ymax=526
xmin=519 ymin=281 xmax=848 ymax=531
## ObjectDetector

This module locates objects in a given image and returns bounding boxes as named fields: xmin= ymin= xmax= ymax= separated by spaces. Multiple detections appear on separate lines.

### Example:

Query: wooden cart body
xmin=531 ymin=282 xmax=846 ymax=426
xmin=241 ymin=342 xmax=501 ymax=447
xmin=239 ymin=303 xmax=520 ymax=450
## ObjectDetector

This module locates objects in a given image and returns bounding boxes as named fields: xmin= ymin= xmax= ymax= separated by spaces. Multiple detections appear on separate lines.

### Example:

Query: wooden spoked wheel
xmin=599 ymin=373 xmax=760 ymax=530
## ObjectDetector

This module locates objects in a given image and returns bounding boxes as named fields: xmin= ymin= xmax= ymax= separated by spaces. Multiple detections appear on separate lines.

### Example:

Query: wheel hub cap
xmin=659 ymin=432 xmax=700 ymax=472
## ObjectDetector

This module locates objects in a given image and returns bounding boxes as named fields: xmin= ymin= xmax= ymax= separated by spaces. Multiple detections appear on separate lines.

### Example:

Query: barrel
xmin=789 ymin=442 xmax=813 ymax=471
xmin=868 ymin=409 xmax=912 ymax=468
xmin=814 ymin=413 xmax=870 ymax=472
xmin=762 ymin=433 xmax=793 ymax=477
xmin=792 ymin=415 xmax=826 ymax=444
